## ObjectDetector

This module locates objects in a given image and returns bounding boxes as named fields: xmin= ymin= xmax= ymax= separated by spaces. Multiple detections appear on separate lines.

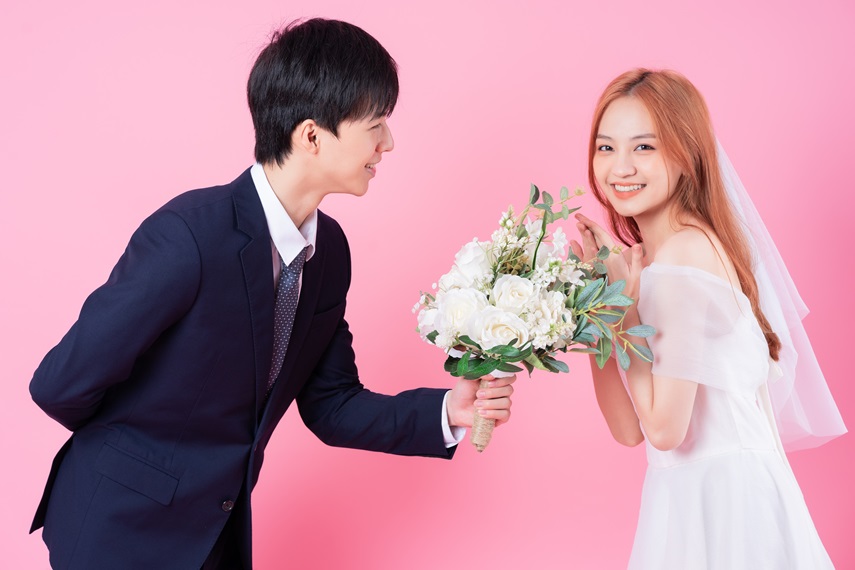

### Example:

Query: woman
xmin=572 ymin=69 xmax=845 ymax=568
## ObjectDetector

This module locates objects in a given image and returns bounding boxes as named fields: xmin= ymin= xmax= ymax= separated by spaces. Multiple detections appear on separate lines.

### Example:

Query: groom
xmin=29 ymin=18 xmax=515 ymax=570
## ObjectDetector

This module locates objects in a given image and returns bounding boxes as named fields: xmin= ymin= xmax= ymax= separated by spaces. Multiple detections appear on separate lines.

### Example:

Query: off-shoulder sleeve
xmin=638 ymin=264 xmax=769 ymax=394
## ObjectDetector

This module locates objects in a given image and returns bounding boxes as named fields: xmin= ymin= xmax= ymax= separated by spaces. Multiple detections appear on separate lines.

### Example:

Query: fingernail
xmin=476 ymin=390 xmax=486 ymax=398
xmin=487 ymin=380 xmax=497 ymax=387
xmin=475 ymin=400 xmax=485 ymax=408
xmin=478 ymin=409 xmax=488 ymax=416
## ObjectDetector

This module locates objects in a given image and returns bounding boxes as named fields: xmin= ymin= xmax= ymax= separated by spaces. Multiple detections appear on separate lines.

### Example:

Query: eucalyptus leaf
xmin=597 ymin=312 xmax=622 ymax=324
xmin=560 ymin=186 xmax=569 ymax=201
xmin=633 ymin=344 xmax=654 ymax=362
xmin=606 ymin=294 xmax=635 ymax=307
xmin=604 ymin=279 xmax=625 ymax=299
xmin=543 ymin=191 xmax=554 ymax=207
xmin=530 ymin=184 xmax=540 ymax=205
xmin=561 ymin=205 xmax=570 ymax=220
xmin=569 ymin=347 xmax=599 ymax=354
xmin=597 ymin=245 xmax=610 ymax=260
xmin=594 ymin=262 xmax=608 ymax=275
xmin=595 ymin=337 xmax=612 ymax=369
xmin=616 ymin=344 xmax=630 ymax=370
xmin=625 ymin=325 xmax=655 ymax=338
xmin=576 ymin=278 xmax=605 ymax=307
xmin=542 ymin=356 xmax=569 ymax=373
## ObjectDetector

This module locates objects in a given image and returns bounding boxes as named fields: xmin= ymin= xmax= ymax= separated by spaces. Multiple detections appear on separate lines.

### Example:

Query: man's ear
xmin=293 ymin=119 xmax=321 ymax=154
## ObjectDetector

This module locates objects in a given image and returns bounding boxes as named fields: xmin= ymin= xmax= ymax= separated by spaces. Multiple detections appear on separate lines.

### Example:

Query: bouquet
xmin=414 ymin=185 xmax=653 ymax=451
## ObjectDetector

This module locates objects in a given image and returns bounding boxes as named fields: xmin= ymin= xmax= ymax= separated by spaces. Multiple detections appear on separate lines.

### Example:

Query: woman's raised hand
xmin=570 ymin=213 xmax=643 ymax=300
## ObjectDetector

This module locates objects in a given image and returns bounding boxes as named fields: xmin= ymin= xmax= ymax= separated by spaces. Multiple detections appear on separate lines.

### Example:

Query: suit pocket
xmin=95 ymin=442 xmax=179 ymax=506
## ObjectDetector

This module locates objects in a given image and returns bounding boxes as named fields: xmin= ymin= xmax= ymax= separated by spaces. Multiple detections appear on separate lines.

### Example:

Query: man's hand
xmin=446 ymin=374 xmax=516 ymax=428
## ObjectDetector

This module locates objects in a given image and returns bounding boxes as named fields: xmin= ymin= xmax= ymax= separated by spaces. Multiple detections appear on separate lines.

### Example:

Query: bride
xmin=571 ymin=68 xmax=846 ymax=569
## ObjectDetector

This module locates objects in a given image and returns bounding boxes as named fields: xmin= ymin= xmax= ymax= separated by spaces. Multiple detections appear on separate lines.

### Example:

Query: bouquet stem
xmin=471 ymin=377 xmax=495 ymax=452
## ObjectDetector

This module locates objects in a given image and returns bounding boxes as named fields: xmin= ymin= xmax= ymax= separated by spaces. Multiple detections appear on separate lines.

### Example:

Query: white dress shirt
xmin=250 ymin=164 xmax=464 ymax=447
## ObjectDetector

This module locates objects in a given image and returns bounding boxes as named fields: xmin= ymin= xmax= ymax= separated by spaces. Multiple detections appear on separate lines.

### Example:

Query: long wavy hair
xmin=587 ymin=69 xmax=781 ymax=360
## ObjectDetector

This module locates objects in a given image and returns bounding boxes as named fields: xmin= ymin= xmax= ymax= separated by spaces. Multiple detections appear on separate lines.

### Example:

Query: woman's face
xmin=592 ymin=96 xmax=683 ymax=221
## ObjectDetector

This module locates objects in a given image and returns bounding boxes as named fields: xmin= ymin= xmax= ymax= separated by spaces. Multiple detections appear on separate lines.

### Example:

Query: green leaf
xmin=576 ymin=278 xmax=605 ymax=307
xmin=543 ymin=191 xmax=554 ymax=207
xmin=625 ymin=325 xmax=655 ymax=338
xmin=530 ymin=184 xmax=540 ymax=205
xmin=456 ymin=351 xmax=472 ymax=376
xmin=458 ymin=335 xmax=482 ymax=350
xmin=569 ymin=347 xmax=599 ymax=354
xmin=595 ymin=337 xmax=612 ymax=369
xmin=560 ymin=186 xmax=569 ymax=201
xmin=521 ymin=360 xmax=534 ymax=374
xmin=597 ymin=312 xmax=622 ymax=324
xmin=573 ymin=332 xmax=596 ymax=344
xmin=534 ymin=203 xmax=550 ymax=211
xmin=603 ymin=279 xmax=625 ymax=299
xmin=463 ymin=358 xmax=500 ymax=380
xmin=616 ymin=344 xmax=630 ymax=370
xmin=593 ymin=262 xmax=608 ymax=274
xmin=496 ymin=361 xmax=524 ymax=373
xmin=561 ymin=205 xmax=570 ymax=220
xmin=524 ymin=352 xmax=549 ymax=371
xmin=606 ymin=294 xmax=635 ymax=307
xmin=486 ymin=344 xmax=523 ymax=357
xmin=542 ymin=356 xmax=570 ymax=373
xmin=597 ymin=245 xmax=610 ymax=260
xmin=444 ymin=355 xmax=459 ymax=374
xmin=425 ymin=330 xmax=438 ymax=344
xmin=633 ymin=344 xmax=654 ymax=362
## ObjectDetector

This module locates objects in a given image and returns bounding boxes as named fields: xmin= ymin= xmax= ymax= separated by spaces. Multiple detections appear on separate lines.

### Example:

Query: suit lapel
xmin=231 ymin=170 xmax=276 ymax=419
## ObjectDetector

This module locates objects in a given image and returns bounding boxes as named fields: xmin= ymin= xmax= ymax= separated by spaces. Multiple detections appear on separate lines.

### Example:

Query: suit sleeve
xmin=294 ymin=219 xmax=453 ymax=459
xmin=296 ymin=313 xmax=454 ymax=459
xmin=30 ymin=209 xmax=201 ymax=430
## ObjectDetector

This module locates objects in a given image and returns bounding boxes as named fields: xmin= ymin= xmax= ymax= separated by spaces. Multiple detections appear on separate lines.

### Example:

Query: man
xmin=29 ymin=18 xmax=514 ymax=569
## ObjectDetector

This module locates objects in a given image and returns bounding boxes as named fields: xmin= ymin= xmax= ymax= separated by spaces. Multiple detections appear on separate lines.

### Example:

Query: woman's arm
xmin=574 ymin=214 xmax=698 ymax=451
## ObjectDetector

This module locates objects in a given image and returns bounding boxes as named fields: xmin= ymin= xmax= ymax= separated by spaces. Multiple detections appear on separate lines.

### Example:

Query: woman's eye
xmin=635 ymin=144 xmax=655 ymax=151
xmin=597 ymin=145 xmax=613 ymax=152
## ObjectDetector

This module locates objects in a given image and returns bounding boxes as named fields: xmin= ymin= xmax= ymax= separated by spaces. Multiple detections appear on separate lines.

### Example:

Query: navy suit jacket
xmin=30 ymin=169 xmax=453 ymax=569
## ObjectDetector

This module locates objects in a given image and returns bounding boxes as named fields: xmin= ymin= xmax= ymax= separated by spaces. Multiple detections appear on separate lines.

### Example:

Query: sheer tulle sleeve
xmin=638 ymin=264 xmax=770 ymax=395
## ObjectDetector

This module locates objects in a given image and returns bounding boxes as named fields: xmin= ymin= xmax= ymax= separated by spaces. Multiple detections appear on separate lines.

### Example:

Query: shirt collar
xmin=250 ymin=162 xmax=317 ymax=264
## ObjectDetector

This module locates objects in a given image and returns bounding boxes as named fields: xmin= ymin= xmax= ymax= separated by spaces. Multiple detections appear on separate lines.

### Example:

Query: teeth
xmin=614 ymin=184 xmax=643 ymax=192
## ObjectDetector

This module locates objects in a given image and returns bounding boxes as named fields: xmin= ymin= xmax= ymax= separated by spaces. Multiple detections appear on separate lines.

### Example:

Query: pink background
xmin=2 ymin=1 xmax=854 ymax=568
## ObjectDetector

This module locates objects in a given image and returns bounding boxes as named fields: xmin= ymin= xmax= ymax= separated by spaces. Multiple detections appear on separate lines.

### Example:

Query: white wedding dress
xmin=626 ymin=263 xmax=833 ymax=569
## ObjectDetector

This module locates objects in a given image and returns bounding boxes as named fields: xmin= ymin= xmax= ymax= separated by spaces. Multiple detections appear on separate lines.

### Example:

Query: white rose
xmin=491 ymin=274 xmax=538 ymax=316
xmin=453 ymin=240 xmax=492 ymax=284
xmin=416 ymin=308 xmax=439 ymax=339
xmin=438 ymin=266 xmax=472 ymax=291
xmin=466 ymin=306 xmax=530 ymax=350
xmin=435 ymin=288 xmax=489 ymax=338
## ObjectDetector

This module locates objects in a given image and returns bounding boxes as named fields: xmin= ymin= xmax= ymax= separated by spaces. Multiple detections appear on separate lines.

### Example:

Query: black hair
xmin=248 ymin=18 xmax=399 ymax=165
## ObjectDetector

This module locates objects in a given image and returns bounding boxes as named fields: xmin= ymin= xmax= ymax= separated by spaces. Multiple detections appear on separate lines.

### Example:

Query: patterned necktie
xmin=266 ymin=246 xmax=309 ymax=395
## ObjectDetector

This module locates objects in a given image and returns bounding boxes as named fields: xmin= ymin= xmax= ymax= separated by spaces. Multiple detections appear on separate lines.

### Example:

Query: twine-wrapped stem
xmin=470 ymin=377 xmax=495 ymax=452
